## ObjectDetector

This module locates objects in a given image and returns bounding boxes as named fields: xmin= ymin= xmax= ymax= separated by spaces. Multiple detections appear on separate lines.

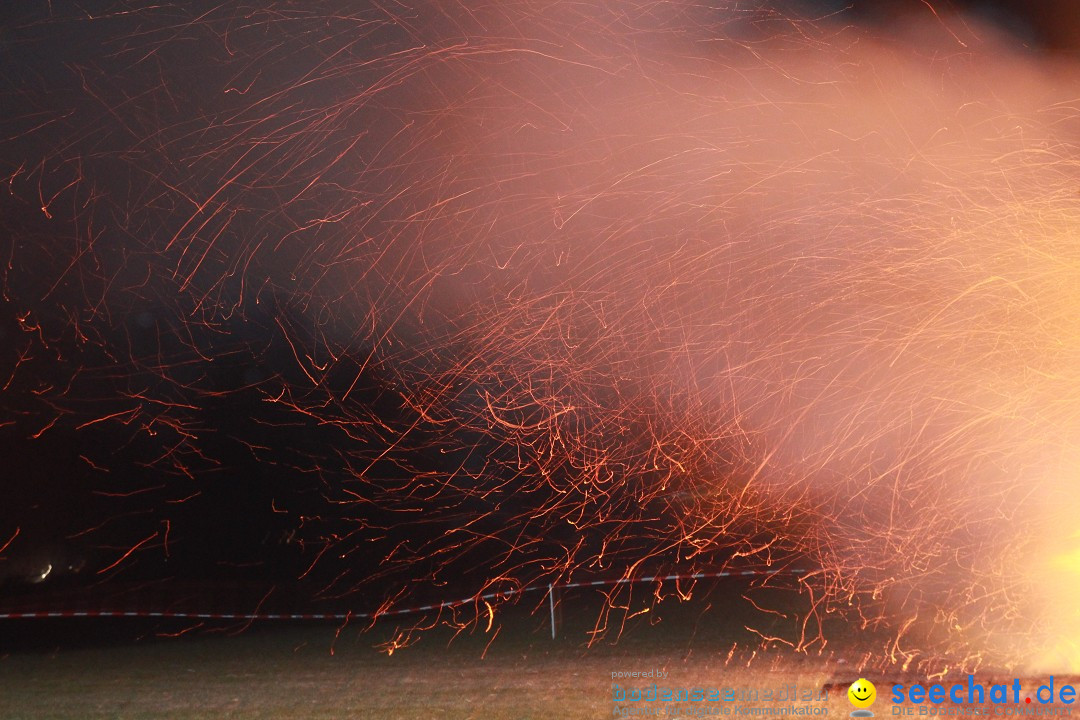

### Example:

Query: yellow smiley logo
xmin=848 ymin=679 xmax=876 ymax=711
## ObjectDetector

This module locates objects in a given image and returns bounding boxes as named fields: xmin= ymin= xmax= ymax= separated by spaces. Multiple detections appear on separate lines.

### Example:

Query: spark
xmin=1 ymin=0 xmax=1079 ymax=674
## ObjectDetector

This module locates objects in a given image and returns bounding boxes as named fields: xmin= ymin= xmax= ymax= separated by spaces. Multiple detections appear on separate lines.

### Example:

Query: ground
xmin=0 ymin=586 xmax=836 ymax=719
xmin=0 ymin=625 xmax=843 ymax=719
xmin=0 ymin=589 xmax=1067 ymax=719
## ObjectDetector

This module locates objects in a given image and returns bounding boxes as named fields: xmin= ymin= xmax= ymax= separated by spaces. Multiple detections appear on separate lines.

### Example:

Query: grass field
xmin=0 ymin=588 xmax=1062 ymax=719
xmin=0 ymin=586 xmax=843 ymax=720
xmin=0 ymin=626 xmax=844 ymax=719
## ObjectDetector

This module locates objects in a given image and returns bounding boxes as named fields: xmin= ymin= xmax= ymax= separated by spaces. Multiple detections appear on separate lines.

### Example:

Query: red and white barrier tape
xmin=0 ymin=568 xmax=807 ymax=621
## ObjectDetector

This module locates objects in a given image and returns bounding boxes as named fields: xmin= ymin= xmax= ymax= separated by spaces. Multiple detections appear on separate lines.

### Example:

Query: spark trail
xmin=2 ymin=1 xmax=1080 ymax=673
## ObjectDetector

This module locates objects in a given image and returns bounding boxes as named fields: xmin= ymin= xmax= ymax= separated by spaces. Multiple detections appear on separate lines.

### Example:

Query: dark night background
xmin=0 ymin=0 xmax=1076 ymax=620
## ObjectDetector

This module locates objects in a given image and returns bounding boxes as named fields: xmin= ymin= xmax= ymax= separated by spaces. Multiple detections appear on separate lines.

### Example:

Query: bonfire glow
xmin=2 ymin=1 xmax=1080 ymax=673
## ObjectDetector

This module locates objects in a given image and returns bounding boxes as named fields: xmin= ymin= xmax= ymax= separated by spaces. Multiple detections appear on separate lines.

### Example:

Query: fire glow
xmin=2 ymin=1 xmax=1080 ymax=673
